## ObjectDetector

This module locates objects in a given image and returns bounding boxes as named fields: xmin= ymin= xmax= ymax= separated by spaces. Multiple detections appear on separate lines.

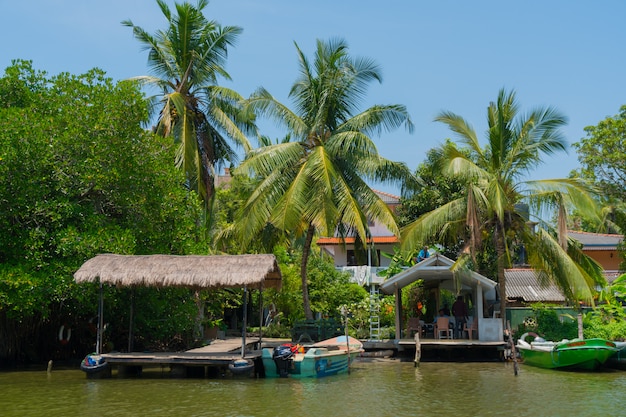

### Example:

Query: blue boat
xmin=262 ymin=336 xmax=363 ymax=378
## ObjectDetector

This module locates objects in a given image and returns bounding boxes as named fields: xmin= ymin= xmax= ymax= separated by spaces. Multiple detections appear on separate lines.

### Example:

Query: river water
xmin=1 ymin=359 xmax=625 ymax=416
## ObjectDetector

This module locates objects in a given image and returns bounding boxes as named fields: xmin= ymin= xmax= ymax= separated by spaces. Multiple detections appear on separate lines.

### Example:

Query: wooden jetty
xmin=363 ymin=338 xmax=507 ymax=363
xmin=96 ymin=337 xmax=264 ymax=378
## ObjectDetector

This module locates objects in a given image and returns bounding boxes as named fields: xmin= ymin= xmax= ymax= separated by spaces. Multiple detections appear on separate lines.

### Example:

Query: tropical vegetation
xmin=572 ymin=105 xmax=626 ymax=237
xmin=122 ymin=0 xmax=255 ymax=218
xmin=235 ymin=38 xmax=415 ymax=319
xmin=2 ymin=0 xmax=626 ymax=365
xmin=0 ymin=60 xmax=207 ymax=362
xmin=401 ymin=89 xmax=606 ymax=321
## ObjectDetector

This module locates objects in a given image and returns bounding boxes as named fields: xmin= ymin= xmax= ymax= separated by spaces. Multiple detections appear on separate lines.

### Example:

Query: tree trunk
xmin=495 ymin=222 xmax=507 ymax=327
xmin=301 ymin=223 xmax=315 ymax=320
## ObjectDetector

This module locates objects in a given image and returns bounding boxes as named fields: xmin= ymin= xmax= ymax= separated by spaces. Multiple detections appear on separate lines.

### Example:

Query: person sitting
xmin=442 ymin=304 xmax=451 ymax=316
xmin=416 ymin=245 xmax=430 ymax=263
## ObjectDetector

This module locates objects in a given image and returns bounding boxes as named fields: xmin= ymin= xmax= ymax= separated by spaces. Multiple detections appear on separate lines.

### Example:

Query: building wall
xmin=325 ymin=244 xmax=394 ymax=268
xmin=585 ymin=250 xmax=621 ymax=270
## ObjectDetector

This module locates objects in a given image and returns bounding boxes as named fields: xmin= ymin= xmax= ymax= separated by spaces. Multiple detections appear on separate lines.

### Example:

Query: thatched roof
xmin=74 ymin=254 xmax=282 ymax=290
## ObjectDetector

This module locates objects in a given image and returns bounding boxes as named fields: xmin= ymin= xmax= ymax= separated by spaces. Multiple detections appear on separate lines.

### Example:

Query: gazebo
xmin=74 ymin=253 xmax=282 ymax=354
xmin=379 ymin=254 xmax=503 ymax=341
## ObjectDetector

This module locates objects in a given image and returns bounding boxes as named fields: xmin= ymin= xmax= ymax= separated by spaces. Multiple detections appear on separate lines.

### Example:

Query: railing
xmin=339 ymin=266 xmax=388 ymax=285
xmin=291 ymin=319 xmax=343 ymax=343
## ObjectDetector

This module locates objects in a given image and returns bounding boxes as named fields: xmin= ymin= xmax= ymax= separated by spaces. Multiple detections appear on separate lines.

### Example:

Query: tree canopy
xmin=401 ymin=89 xmax=604 ymax=319
xmin=236 ymin=38 xmax=415 ymax=319
xmin=572 ymin=105 xmax=626 ymax=234
xmin=0 ymin=60 xmax=206 ymax=362
xmin=123 ymin=0 xmax=255 ymax=215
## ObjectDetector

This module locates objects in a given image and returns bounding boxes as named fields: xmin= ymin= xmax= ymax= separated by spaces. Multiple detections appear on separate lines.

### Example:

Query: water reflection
xmin=2 ymin=360 xmax=626 ymax=416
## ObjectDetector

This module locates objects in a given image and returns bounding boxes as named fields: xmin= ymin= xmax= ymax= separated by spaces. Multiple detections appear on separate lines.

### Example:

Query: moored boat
xmin=606 ymin=341 xmax=626 ymax=370
xmin=80 ymin=352 xmax=111 ymax=378
xmin=228 ymin=358 xmax=255 ymax=376
xmin=516 ymin=332 xmax=617 ymax=371
xmin=262 ymin=335 xmax=363 ymax=378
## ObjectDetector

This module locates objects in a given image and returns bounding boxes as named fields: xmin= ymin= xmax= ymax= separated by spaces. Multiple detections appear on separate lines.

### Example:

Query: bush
xmin=516 ymin=304 xmax=577 ymax=342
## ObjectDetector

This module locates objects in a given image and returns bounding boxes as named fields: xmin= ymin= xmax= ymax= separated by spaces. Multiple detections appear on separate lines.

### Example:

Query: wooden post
xmin=414 ymin=332 xmax=421 ymax=367
xmin=344 ymin=307 xmax=351 ymax=373
xmin=127 ymin=289 xmax=134 ymax=352
xmin=577 ymin=313 xmax=584 ymax=339
xmin=96 ymin=282 xmax=104 ymax=355
xmin=507 ymin=320 xmax=518 ymax=376
xmin=241 ymin=286 xmax=248 ymax=359
xmin=258 ymin=288 xmax=263 ymax=351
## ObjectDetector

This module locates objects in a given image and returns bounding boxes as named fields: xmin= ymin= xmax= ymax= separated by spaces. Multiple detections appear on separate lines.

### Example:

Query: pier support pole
xmin=414 ymin=332 xmax=421 ymax=367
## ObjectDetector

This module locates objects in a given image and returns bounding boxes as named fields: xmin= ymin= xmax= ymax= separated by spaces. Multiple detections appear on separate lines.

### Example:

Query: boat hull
xmin=606 ymin=341 xmax=626 ymax=370
xmin=262 ymin=336 xmax=363 ymax=378
xmin=80 ymin=353 xmax=111 ymax=378
xmin=518 ymin=338 xmax=617 ymax=370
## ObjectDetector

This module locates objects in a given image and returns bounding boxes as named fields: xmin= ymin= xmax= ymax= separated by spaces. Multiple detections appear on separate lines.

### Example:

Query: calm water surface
xmin=1 ymin=359 xmax=625 ymax=416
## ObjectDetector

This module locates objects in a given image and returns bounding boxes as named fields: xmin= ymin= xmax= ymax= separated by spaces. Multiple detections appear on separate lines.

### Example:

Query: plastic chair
xmin=464 ymin=319 xmax=478 ymax=340
xmin=435 ymin=317 xmax=452 ymax=339
xmin=406 ymin=317 xmax=422 ymax=337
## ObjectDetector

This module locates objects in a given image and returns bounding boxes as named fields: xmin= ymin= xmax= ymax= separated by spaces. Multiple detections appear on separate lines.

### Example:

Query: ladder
xmin=369 ymin=285 xmax=381 ymax=340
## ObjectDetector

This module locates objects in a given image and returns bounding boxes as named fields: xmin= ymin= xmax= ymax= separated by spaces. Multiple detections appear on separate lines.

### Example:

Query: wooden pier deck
xmin=97 ymin=337 xmax=264 ymax=377
xmin=364 ymin=338 xmax=508 ymax=362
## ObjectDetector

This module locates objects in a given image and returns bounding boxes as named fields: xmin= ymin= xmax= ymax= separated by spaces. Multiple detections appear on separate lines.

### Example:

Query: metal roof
xmin=568 ymin=230 xmax=623 ymax=250
xmin=505 ymin=268 xmax=565 ymax=303
xmin=379 ymin=253 xmax=497 ymax=295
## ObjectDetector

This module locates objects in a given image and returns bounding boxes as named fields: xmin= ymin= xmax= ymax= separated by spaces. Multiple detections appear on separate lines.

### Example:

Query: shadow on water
xmin=2 ymin=359 xmax=626 ymax=416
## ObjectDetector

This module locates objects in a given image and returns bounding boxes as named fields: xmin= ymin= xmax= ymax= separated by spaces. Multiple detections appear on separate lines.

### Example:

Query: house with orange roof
xmin=316 ymin=190 xmax=402 ymax=285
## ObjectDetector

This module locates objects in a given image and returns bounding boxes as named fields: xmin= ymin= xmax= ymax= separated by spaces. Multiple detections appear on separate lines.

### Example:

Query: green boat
xmin=516 ymin=333 xmax=617 ymax=371
xmin=606 ymin=341 xmax=626 ymax=370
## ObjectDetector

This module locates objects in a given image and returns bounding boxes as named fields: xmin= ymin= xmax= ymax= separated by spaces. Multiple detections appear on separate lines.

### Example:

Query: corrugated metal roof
xmin=568 ymin=230 xmax=623 ymax=249
xmin=316 ymin=236 xmax=399 ymax=245
xmin=505 ymin=268 xmax=565 ymax=303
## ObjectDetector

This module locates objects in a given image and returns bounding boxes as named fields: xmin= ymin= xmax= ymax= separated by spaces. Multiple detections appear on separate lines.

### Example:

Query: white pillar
xmin=476 ymin=282 xmax=483 ymax=341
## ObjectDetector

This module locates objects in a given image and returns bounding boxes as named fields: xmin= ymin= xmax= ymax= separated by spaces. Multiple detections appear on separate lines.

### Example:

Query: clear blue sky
xmin=3 ymin=1 xmax=625 ymax=195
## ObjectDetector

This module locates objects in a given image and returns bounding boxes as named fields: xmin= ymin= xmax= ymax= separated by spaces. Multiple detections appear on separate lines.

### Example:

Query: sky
xmin=3 ymin=0 xmax=626 ymax=195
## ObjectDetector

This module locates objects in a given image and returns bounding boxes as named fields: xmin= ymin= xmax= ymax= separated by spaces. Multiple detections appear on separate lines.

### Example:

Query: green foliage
xmin=516 ymin=304 xmax=577 ymax=342
xmin=104 ymin=287 xmax=198 ymax=352
xmin=397 ymin=142 xmax=467 ymax=231
xmin=573 ymin=105 xmax=626 ymax=205
xmin=237 ymin=38 xmax=414 ymax=319
xmin=378 ymin=247 xmax=418 ymax=278
xmin=123 ymin=0 xmax=253 ymax=209
xmin=583 ymin=315 xmax=626 ymax=341
xmin=401 ymin=89 xmax=603 ymax=313
xmin=402 ymin=281 xmax=428 ymax=319
xmin=0 ymin=61 xmax=209 ymax=361
xmin=582 ymin=274 xmax=626 ymax=340
xmin=307 ymin=255 xmax=368 ymax=318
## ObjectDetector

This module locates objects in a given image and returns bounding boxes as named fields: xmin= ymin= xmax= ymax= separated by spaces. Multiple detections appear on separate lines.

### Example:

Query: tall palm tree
xmin=401 ymin=89 xmax=604 ymax=322
xmin=236 ymin=38 xmax=415 ymax=319
xmin=123 ymin=0 xmax=254 ymax=215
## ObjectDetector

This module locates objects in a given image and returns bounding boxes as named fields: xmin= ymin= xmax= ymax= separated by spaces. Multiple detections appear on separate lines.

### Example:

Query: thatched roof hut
xmin=74 ymin=253 xmax=282 ymax=290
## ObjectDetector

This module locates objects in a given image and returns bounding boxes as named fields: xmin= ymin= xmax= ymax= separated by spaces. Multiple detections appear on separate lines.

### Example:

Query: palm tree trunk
xmin=301 ymin=223 xmax=315 ymax=320
xmin=495 ymin=222 xmax=507 ymax=326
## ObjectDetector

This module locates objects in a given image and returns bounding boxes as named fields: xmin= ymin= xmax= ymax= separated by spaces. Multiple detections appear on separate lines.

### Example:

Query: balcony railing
xmin=339 ymin=266 xmax=388 ymax=285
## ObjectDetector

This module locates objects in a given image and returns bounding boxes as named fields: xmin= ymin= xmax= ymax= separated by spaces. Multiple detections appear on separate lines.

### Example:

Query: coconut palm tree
xmin=401 ymin=89 xmax=604 ymax=322
xmin=123 ymin=0 xmax=254 ymax=215
xmin=236 ymin=38 xmax=415 ymax=319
